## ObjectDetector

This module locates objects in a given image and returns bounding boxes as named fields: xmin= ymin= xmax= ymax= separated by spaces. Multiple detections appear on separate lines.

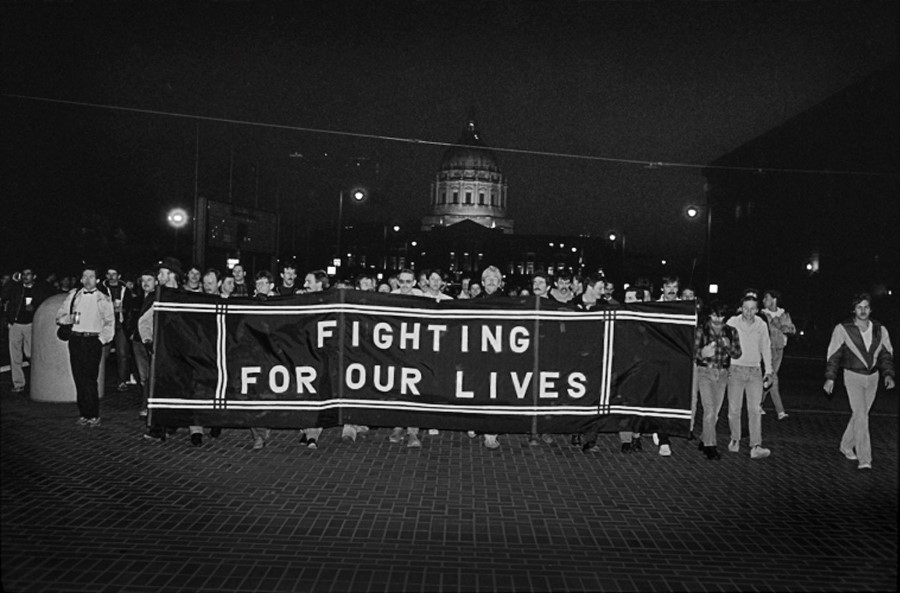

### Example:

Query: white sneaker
xmin=750 ymin=446 xmax=771 ymax=459
xmin=467 ymin=430 xmax=476 ymax=438
xmin=728 ymin=440 xmax=740 ymax=453
xmin=841 ymin=448 xmax=858 ymax=461
xmin=652 ymin=433 xmax=660 ymax=446
xmin=659 ymin=444 xmax=672 ymax=457
xmin=483 ymin=435 xmax=500 ymax=450
xmin=428 ymin=429 xmax=439 ymax=435
xmin=407 ymin=434 xmax=422 ymax=448
xmin=389 ymin=427 xmax=404 ymax=443
xmin=858 ymin=462 xmax=872 ymax=470
xmin=777 ymin=412 xmax=789 ymax=420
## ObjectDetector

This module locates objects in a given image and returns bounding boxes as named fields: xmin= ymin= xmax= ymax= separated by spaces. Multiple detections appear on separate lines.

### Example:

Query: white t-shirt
xmin=860 ymin=321 xmax=873 ymax=351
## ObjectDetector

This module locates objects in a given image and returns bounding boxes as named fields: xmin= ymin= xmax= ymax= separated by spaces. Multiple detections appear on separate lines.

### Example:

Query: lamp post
xmin=685 ymin=203 xmax=712 ymax=291
xmin=607 ymin=230 xmax=625 ymax=279
xmin=336 ymin=187 xmax=366 ymax=268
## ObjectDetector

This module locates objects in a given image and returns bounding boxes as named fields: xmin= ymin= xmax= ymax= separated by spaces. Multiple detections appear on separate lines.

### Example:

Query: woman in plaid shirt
xmin=695 ymin=300 xmax=742 ymax=460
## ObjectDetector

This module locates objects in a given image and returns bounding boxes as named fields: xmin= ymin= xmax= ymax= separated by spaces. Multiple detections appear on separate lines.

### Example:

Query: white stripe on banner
xmin=153 ymin=301 xmax=696 ymax=325
xmin=215 ymin=308 xmax=227 ymax=407
xmin=148 ymin=397 xmax=687 ymax=417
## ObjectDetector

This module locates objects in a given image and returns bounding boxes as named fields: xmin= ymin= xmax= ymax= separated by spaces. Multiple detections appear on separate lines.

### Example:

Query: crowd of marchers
xmin=2 ymin=260 xmax=893 ymax=470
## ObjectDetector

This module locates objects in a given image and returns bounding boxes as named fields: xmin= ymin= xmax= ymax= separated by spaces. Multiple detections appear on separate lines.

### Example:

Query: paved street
xmin=2 ymin=356 xmax=897 ymax=592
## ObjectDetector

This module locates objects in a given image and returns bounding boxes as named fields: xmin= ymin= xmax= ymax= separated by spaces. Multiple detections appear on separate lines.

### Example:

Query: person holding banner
xmin=824 ymin=293 xmax=895 ymax=470
xmin=694 ymin=300 xmax=742 ymax=460
xmin=298 ymin=269 xmax=330 ymax=449
xmin=140 ymin=257 xmax=183 ymax=442
xmin=389 ymin=268 xmax=427 ymax=447
xmin=478 ymin=265 xmax=505 ymax=450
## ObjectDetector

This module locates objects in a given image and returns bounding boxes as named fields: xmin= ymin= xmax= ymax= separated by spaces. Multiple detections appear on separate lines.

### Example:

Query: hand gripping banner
xmin=148 ymin=290 xmax=697 ymax=436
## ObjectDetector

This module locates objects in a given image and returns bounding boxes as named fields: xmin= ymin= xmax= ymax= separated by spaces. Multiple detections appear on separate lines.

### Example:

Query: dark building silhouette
xmin=703 ymin=62 xmax=898 ymax=349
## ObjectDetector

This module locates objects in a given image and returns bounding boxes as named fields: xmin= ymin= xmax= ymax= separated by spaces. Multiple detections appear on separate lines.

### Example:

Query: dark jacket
xmin=5 ymin=280 xmax=52 ymax=325
xmin=825 ymin=319 xmax=895 ymax=380
xmin=99 ymin=282 xmax=137 ymax=328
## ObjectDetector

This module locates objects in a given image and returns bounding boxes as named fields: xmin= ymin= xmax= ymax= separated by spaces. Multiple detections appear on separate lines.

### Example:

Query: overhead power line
xmin=3 ymin=93 xmax=890 ymax=177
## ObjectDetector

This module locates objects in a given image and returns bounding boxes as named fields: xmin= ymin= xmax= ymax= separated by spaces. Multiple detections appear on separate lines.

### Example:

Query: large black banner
xmin=149 ymin=290 xmax=696 ymax=436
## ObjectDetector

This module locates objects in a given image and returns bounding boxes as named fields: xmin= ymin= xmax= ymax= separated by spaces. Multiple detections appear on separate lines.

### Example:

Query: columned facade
xmin=421 ymin=117 xmax=514 ymax=233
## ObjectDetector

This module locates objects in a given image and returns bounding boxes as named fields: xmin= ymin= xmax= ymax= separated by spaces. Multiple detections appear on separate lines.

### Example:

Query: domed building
xmin=421 ymin=117 xmax=514 ymax=233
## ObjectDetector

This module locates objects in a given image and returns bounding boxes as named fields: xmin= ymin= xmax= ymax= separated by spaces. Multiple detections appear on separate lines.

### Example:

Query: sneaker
xmin=659 ymin=444 xmax=672 ymax=457
xmin=728 ymin=440 xmax=740 ymax=453
xmin=541 ymin=433 xmax=554 ymax=445
xmin=841 ymin=448 xmax=858 ymax=461
xmin=750 ymin=446 xmax=771 ymax=459
xmin=190 ymin=433 xmax=202 ymax=447
xmin=307 ymin=439 xmax=318 ymax=450
xmin=777 ymin=412 xmax=789 ymax=420
xmin=858 ymin=463 xmax=872 ymax=470
xmin=428 ymin=429 xmax=439 ymax=435
xmin=389 ymin=427 xmax=404 ymax=443
xmin=117 ymin=382 xmax=129 ymax=392
xmin=583 ymin=441 xmax=600 ymax=453
xmin=11 ymin=386 xmax=25 ymax=393
xmin=528 ymin=436 xmax=540 ymax=447
xmin=652 ymin=433 xmax=660 ymax=446
xmin=86 ymin=418 xmax=101 ymax=428
xmin=631 ymin=437 xmax=642 ymax=452
xmin=620 ymin=442 xmax=632 ymax=454
xmin=407 ymin=434 xmax=422 ymax=448
xmin=483 ymin=435 xmax=500 ymax=450
xmin=77 ymin=417 xmax=90 ymax=426
xmin=467 ymin=430 xmax=477 ymax=439
xmin=759 ymin=407 xmax=766 ymax=415
xmin=209 ymin=427 xmax=222 ymax=438
xmin=298 ymin=432 xmax=308 ymax=445
xmin=252 ymin=436 xmax=265 ymax=450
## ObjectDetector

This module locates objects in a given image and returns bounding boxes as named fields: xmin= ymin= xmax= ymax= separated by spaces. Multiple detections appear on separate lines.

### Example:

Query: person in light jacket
xmin=824 ymin=293 xmax=895 ymax=470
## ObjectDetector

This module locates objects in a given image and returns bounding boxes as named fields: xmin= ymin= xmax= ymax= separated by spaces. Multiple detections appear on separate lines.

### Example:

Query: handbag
xmin=56 ymin=290 xmax=78 ymax=341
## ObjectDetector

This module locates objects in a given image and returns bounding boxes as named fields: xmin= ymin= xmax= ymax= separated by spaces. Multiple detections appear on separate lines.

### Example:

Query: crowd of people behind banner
xmin=2 ymin=258 xmax=894 ymax=470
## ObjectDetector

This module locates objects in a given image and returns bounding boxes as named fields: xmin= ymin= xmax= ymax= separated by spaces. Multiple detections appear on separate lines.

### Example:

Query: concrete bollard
xmin=31 ymin=293 xmax=106 ymax=403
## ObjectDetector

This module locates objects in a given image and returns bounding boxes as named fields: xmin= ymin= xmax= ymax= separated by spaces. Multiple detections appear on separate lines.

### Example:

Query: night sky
xmin=2 ymin=2 xmax=897 ymax=277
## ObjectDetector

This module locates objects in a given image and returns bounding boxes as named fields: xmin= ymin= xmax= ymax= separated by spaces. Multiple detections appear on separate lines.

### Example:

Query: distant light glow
xmin=393 ymin=225 xmax=400 ymax=232
xmin=332 ymin=258 xmax=341 ymax=267
xmin=167 ymin=208 xmax=189 ymax=229
xmin=226 ymin=258 xmax=240 ymax=270
xmin=709 ymin=283 xmax=719 ymax=294
xmin=326 ymin=265 xmax=337 ymax=276
xmin=686 ymin=205 xmax=699 ymax=218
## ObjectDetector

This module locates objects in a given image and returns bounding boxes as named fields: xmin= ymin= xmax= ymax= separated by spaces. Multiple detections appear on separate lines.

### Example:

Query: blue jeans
xmin=727 ymin=365 xmax=764 ymax=448
xmin=698 ymin=366 xmax=729 ymax=446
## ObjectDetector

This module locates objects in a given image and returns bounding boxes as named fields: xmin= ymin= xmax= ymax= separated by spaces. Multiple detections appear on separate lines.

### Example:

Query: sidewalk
xmin=2 ymin=363 xmax=897 ymax=592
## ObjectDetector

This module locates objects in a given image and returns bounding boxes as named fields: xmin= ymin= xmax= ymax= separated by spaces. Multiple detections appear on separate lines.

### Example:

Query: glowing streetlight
xmin=685 ymin=205 xmax=700 ymax=218
xmin=167 ymin=208 xmax=190 ymax=254
xmin=167 ymin=208 xmax=189 ymax=229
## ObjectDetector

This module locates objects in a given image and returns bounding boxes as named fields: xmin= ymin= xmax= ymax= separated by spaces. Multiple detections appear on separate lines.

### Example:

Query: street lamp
xmin=336 ymin=187 xmax=367 ymax=268
xmin=167 ymin=207 xmax=190 ymax=255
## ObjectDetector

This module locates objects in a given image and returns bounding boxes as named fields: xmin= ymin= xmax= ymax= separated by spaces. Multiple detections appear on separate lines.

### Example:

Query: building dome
xmin=440 ymin=120 xmax=501 ymax=173
xmin=422 ymin=116 xmax=514 ymax=234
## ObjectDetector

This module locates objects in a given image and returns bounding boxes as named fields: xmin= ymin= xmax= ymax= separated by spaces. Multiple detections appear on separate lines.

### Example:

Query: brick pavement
xmin=2 ymin=363 xmax=897 ymax=593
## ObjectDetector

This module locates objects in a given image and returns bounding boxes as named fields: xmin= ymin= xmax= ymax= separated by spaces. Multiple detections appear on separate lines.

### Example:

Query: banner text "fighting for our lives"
xmin=239 ymin=319 xmax=589 ymax=399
